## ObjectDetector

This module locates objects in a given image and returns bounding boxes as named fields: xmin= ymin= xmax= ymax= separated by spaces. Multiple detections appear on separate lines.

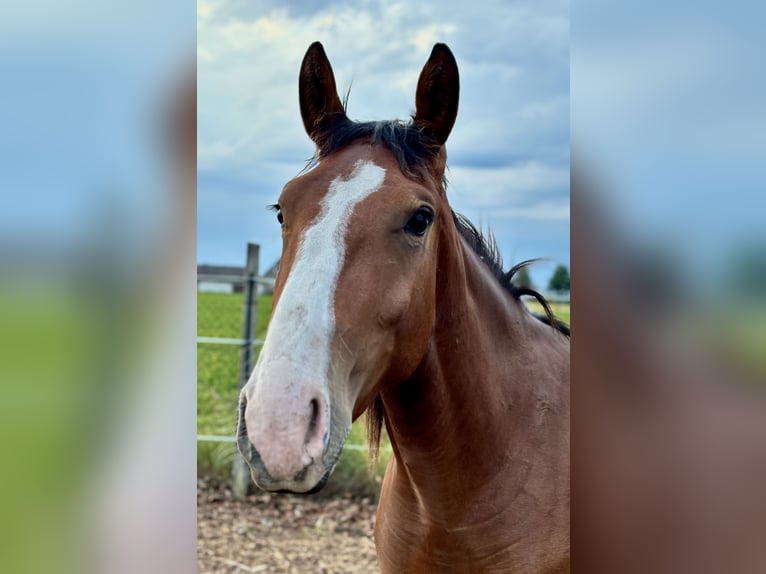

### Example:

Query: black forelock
xmin=307 ymin=115 xmax=445 ymax=187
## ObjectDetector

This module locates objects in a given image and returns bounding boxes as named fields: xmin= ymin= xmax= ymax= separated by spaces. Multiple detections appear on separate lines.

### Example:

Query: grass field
xmin=524 ymin=300 xmax=571 ymax=327
xmin=197 ymin=291 xmax=571 ymax=496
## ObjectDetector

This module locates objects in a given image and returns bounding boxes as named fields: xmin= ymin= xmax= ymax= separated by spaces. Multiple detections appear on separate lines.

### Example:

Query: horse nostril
xmin=307 ymin=398 xmax=319 ymax=438
xmin=303 ymin=397 xmax=327 ymax=460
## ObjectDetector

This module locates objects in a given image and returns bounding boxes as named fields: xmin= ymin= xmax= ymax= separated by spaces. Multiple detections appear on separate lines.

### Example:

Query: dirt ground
xmin=197 ymin=479 xmax=380 ymax=573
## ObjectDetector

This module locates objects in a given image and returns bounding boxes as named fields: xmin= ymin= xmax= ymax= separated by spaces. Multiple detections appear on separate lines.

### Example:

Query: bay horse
xmin=237 ymin=42 xmax=570 ymax=573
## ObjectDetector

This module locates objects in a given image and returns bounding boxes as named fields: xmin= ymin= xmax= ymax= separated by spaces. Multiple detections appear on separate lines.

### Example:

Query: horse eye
xmin=268 ymin=204 xmax=284 ymax=225
xmin=269 ymin=205 xmax=284 ymax=225
xmin=404 ymin=208 xmax=433 ymax=236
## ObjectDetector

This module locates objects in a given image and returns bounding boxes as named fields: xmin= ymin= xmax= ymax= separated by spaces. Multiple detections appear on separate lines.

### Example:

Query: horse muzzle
xmin=236 ymin=388 xmax=336 ymax=493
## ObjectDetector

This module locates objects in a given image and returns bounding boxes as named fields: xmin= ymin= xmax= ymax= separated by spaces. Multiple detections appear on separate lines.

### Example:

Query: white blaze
xmin=262 ymin=160 xmax=386 ymax=372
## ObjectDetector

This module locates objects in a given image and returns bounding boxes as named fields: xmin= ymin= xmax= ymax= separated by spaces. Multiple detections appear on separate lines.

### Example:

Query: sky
xmin=198 ymin=0 xmax=570 ymax=288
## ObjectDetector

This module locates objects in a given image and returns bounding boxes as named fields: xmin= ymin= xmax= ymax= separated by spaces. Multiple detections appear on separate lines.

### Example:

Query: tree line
xmin=514 ymin=264 xmax=570 ymax=292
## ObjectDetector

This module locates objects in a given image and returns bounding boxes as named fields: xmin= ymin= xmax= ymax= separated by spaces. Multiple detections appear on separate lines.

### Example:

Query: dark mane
xmin=452 ymin=213 xmax=570 ymax=337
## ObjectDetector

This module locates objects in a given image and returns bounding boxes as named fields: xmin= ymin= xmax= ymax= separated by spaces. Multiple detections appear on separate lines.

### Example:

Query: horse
xmin=237 ymin=42 xmax=570 ymax=573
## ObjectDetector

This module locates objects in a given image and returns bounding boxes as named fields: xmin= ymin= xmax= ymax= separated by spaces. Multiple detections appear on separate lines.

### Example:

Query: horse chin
xmin=249 ymin=455 xmax=336 ymax=494
xmin=273 ymin=469 xmax=332 ymax=495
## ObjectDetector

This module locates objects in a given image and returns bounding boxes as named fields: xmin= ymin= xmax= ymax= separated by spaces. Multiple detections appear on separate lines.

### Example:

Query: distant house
xmin=197 ymin=264 xmax=245 ymax=293
xmin=262 ymin=260 xmax=280 ymax=294
xmin=197 ymin=261 xmax=281 ymax=295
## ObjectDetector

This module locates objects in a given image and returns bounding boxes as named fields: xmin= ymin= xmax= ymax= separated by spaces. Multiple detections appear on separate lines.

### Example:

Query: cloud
xmin=448 ymin=161 xmax=570 ymax=214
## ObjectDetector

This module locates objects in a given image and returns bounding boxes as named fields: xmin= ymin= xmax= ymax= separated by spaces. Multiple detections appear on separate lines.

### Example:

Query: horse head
xmin=237 ymin=42 xmax=460 ymax=493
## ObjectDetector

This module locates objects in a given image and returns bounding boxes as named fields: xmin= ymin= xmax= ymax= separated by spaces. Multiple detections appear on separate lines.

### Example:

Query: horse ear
xmin=413 ymin=44 xmax=459 ymax=147
xmin=299 ymin=42 xmax=346 ymax=145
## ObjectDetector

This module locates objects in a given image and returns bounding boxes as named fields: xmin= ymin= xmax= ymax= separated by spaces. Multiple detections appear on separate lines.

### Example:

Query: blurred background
xmin=0 ymin=1 xmax=195 ymax=573
xmin=573 ymin=1 xmax=766 ymax=572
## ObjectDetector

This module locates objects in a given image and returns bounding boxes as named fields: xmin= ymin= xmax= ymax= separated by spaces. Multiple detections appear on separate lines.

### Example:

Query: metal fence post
xmin=232 ymin=243 xmax=260 ymax=499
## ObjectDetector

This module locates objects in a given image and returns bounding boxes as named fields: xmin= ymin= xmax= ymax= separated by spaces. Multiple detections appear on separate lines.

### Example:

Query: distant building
xmin=197 ymin=264 xmax=245 ymax=293
xmin=197 ymin=261 xmax=280 ymax=295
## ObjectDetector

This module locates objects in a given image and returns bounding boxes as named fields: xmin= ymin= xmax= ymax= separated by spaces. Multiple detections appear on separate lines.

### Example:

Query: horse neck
xmin=380 ymin=222 xmax=568 ymax=521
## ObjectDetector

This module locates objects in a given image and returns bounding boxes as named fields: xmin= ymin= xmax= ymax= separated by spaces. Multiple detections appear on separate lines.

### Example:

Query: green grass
xmin=0 ymin=291 xmax=99 ymax=574
xmin=524 ymin=300 xmax=571 ymax=327
xmin=197 ymin=292 xmax=272 ymax=436
xmin=705 ymin=302 xmax=766 ymax=380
